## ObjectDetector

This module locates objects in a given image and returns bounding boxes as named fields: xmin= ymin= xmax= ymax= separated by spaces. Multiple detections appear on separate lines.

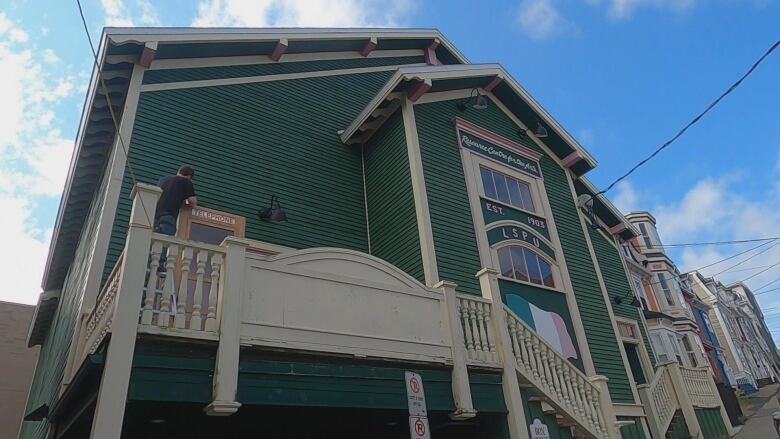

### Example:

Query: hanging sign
xmin=457 ymin=130 xmax=541 ymax=178
xmin=405 ymin=371 xmax=427 ymax=416
xmin=529 ymin=419 xmax=550 ymax=439
xmin=409 ymin=416 xmax=431 ymax=439
xmin=481 ymin=198 xmax=550 ymax=239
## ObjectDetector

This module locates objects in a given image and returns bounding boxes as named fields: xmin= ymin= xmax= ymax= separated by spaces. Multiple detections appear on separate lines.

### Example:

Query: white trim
xmin=569 ymin=170 xmax=641 ymax=403
xmin=401 ymin=97 xmax=439 ymax=286
xmin=149 ymin=49 xmax=425 ymax=70
xmin=415 ymin=89 xmax=473 ymax=105
xmin=616 ymin=316 xmax=656 ymax=388
xmin=61 ymin=64 xmax=146 ymax=388
xmin=140 ymin=64 xmax=427 ymax=92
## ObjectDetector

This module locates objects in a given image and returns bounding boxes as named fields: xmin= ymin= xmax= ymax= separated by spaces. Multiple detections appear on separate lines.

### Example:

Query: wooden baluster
xmin=524 ymin=330 xmax=540 ymax=381
xmin=460 ymin=300 xmax=476 ymax=360
xmin=507 ymin=318 xmax=521 ymax=367
xmin=141 ymin=241 xmax=163 ymax=325
xmin=538 ymin=344 xmax=552 ymax=392
xmin=189 ymin=250 xmax=208 ymax=330
xmin=548 ymin=353 xmax=564 ymax=402
xmin=582 ymin=382 xmax=596 ymax=430
xmin=561 ymin=366 xmax=575 ymax=410
xmin=555 ymin=358 xmax=570 ymax=406
xmin=204 ymin=253 xmax=222 ymax=332
xmin=173 ymin=247 xmax=193 ymax=329
xmin=531 ymin=337 xmax=548 ymax=388
xmin=468 ymin=301 xmax=483 ymax=360
xmin=518 ymin=324 xmax=532 ymax=372
xmin=572 ymin=376 xmax=587 ymax=421
xmin=475 ymin=303 xmax=490 ymax=361
xmin=482 ymin=304 xmax=498 ymax=363
xmin=158 ymin=244 xmax=178 ymax=327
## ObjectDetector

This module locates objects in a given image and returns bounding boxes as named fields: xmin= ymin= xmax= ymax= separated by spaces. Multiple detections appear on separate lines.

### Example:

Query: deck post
xmin=477 ymin=268 xmax=530 ymax=439
xmin=90 ymin=183 xmax=161 ymax=438
xmin=588 ymin=375 xmax=620 ymax=438
xmin=205 ymin=236 xmax=249 ymax=416
xmin=668 ymin=363 xmax=703 ymax=438
xmin=437 ymin=280 xmax=477 ymax=420
xmin=637 ymin=383 xmax=663 ymax=439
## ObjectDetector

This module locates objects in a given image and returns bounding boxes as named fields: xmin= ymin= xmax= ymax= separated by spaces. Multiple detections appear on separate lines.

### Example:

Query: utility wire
xmin=75 ymin=0 xmax=153 ymax=227
xmin=635 ymin=236 xmax=780 ymax=249
xmin=595 ymin=37 xmax=780 ymax=197
xmin=712 ymin=239 xmax=780 ymax=276
xmin=755 ymin=275 xmax=780 ymax=293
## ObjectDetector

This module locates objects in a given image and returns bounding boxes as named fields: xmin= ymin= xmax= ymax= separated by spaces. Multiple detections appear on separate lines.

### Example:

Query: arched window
xmin=497 ymin=245 xmax=554 ymax=288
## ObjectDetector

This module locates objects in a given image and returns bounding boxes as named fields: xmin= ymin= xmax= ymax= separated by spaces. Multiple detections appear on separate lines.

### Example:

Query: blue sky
xmin=1 ymin=1 xmax=779 ymax=339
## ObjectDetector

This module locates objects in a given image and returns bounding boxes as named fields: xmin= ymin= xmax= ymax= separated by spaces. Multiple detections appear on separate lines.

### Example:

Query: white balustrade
xmin=649 ymin=366 xmax=678 ymax=434
xmin=456 ymin=295 xmax=500 ymax=365
xmin=680 ymin=366 xmax=719 ymax=408
xmin=83 ymin=253 xmax=124 ymax=354
xmin=503 ymin=307 xmax=606 ymax=438
xmin=139 ymin=234 xmax=226 ymax=332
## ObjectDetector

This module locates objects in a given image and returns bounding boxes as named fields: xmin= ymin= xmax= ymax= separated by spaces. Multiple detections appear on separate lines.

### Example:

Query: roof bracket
xmin=425 ymin=38 xmax=441 ymax=65
xmin=483 ymin=75 xmax=504 ymax=92
xmin=407 ymin=78 xmax=432 ymax=102
xmin=270 ymin=38 xmax=288 ymax=61
xmin=359 ymin=37 xmax=378 ymax=57
xmin=137 ymin=41 xmax=157 ymax=68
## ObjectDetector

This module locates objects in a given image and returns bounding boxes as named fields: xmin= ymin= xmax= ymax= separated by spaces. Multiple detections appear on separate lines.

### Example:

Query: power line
xmin=596 ymin=36 xmax=780 ymax=197
xmin=75 ymin=0 xmax=153 ymax=226
xmin=635 ymin=236 xmax=780 ymax=250
xmin=755 ymin=275 xmax=780 ymax=293
xmin=712 ymin=239 xmax=780 ymax=276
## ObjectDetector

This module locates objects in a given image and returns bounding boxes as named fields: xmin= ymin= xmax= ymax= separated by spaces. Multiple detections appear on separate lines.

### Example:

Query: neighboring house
xmin=624 ymin=212 xmax=706 ymax=370
xmin=20 ymin=27 xmax=733 ymax=439
xmin=0 ymin=301 xmax=39 ymax=439
xmin=687 ymin=273 xmax=732 ymax=385
xmin=727 ymin=283 xmax=778 ymax=387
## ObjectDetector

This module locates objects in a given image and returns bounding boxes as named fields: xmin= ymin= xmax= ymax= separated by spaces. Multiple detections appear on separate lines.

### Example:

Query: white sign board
xmin=409 ymin=416 xmax=431 ymax=439
xmin=530 ymin=419 xmax=550 ymax=439
xmin=405 ymin=371 xmax=427 ymax=416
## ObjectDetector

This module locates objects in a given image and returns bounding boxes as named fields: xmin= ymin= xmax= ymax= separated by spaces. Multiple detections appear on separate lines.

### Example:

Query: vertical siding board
xmin=412 ymin=99 xmax=634 ymax=402
xmin=363 ymin=112 xmax=425 ymax=282
xmin=104 ymin=70 xmax=394 ymax=283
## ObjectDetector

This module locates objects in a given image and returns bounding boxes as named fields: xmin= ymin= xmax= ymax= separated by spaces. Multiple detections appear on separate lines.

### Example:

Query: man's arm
xmin=185 ymin=196 xmax=198 ymax=207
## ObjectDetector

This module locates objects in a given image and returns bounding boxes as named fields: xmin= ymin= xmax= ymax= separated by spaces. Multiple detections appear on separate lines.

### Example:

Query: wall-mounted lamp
xmin=258 ymin=196 xmax=288 ymax=222
xmin=456 ymin=88 xmax=488 ymax=112
xmin=518 ymin=121 xmax=549 ymax=139
xmin=613 ymin=291 xmax=641 ymax=307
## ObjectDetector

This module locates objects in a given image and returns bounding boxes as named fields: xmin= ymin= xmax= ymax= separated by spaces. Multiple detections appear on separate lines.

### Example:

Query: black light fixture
xmin=518 ymin=121 xmax=548 ymax=139
xmin=258 ymin=196 xmax=288 ymax=222
xmin=456 ymin=88 xmax=488 ymax=112
xmin=613 ymin=291 xmax=641 ymax=307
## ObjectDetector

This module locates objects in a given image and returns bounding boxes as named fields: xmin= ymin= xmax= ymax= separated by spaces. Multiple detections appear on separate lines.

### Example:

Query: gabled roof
xmin=340 ymin=64 xmax=598 ymax=176
xmin=573 ymin=177 xmax=639 ymax=240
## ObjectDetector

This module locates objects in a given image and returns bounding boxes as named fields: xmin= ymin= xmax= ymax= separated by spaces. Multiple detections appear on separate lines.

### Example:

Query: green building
xmin=21 ymin=28 xmax=732 ymax=439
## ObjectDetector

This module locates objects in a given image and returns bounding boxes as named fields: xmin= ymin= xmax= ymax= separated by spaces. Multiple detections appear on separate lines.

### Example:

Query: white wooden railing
xmin=139 ymin=234 xmax=225 ymax=332
xmin=83 ymin=252 xmax=124 ymax=354
xmin=456 ymin=295 xmax=500 ymax=366
xmin=647 ymin=365 xmax=678 ymax=434
xmin=680 ymin=366 xmax=720 ymax=408
xmin=504 ymin=306 xmax=606 ymax=438
xmin=735 ymin=370 xmax=757 ymax=389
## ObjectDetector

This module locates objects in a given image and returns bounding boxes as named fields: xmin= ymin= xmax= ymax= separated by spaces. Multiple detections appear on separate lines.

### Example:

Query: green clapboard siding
xmin=414 ymin=103 xmax=484 ymax=294
xmin=238 ymin=357 xmax=506 ymax=413
xmin=143 ymin=55 xmax=426 ymax=84
xmin=128 ymin=343 xmax=216 ymax=403
xmin=590 ymin=228 xmax=656 ymax=372
xmin=696 ymin=408 xmax=729 ymax=439
xmin=618 ymin=417 xmax=648 ymax=439
xmin=522 ymin=389 xmax=573 ymax=439
xmin=412 ymin=98 xmax=634 ymax=402
xmin=363 ymin=111 xmax=424 ymax=282
xmin=20 ymin=171 xmax=111 ymax=439
xmin=105 ymin=70 xmax=393 ymax=283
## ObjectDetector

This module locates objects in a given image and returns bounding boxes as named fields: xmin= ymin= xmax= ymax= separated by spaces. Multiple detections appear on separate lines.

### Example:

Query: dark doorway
xmin=623 ymin=342 xmax=647 ymax=385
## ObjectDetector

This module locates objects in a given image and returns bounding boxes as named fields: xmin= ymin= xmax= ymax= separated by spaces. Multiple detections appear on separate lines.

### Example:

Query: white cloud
xmin=192 ymin=0 xmax=412 ymax=27
xmin=42 ymin=48 xmax=59 ymax=63
xmin=587 ymin=0 xmax=697 ymax=21
xmin=516 ymin=0 xmax=569 ymax=41
xmin=102 ymin=0 xmax=161 ymax=27
xmin=0 ymin=14 xmax=76 ymax=304
xmin=612 ymin=181 xmax=639 ymax=214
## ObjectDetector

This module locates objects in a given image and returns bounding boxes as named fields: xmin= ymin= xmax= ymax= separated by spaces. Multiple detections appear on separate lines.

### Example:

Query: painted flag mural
xmin=506 ymin=295 xmax=578 ymax=360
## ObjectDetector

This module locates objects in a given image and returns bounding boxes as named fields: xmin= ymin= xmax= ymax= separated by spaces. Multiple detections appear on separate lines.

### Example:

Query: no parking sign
xmin=406 ymin=371 xmax=430 ymax=438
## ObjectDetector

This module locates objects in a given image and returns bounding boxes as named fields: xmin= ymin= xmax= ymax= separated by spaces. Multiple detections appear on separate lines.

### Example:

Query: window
xmin=630 ymin=273 xmax=650 ymax=310
xmin=681 ymin=335 xmax=698 ymax=367
xmin=657 ymin=273 xmax=675 ymax=306
xmin=497 ymin=245 xmax=554 ymax=288
xmin=651 ymin=333 xmax=669 ymax=363
xmin=668 ymin=334 xmax=684 ymax=365
xmin=480 ymin=166 xmax=535 ymax=212
xmin=638 ymin=223 xmax=653 ymax=249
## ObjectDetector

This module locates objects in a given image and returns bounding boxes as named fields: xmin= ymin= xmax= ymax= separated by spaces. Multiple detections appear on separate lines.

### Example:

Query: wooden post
xmin=436 ymin=280 xmax=477 ymax=420
xmin=636 ymin=383 xmax=663 ymax=439
xmin=205 ymin=236 xmax=249 ymax=416
xmin=667 ymin=363 xmax=703 ymax=438
xmin=588 ymin=375 xmax=620 ymax=438
xmin=477 ymin=268 xmax=530 ymax=439
xmin=90 ymin=183 xmax=161 ymax=439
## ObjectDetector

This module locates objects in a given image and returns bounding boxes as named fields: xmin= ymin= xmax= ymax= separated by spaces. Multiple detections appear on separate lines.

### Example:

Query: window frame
xmin=496 ymin=243 xmax=558 ymax=289
xmin=479 ymin=165 xmax=536 ymax=213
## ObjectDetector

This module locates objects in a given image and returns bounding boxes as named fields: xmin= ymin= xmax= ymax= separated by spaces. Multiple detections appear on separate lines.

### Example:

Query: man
xmin=155 ymin=165 xmax=198 ymax=236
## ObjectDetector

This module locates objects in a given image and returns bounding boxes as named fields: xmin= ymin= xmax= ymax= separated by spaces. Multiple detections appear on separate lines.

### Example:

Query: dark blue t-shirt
xmin=155 ymin=175 xmax=195 ymax=220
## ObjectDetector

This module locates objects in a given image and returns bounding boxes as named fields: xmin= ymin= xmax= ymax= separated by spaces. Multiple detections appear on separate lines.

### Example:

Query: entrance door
xmin=623 ymin=342 xmax=647 ymax=385
xmin=176 ymin=207 xmax=245 ymax=328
